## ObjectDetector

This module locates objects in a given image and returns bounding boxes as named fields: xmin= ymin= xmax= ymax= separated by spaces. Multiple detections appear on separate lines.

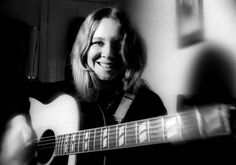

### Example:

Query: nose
xmin=101 ymin=43 xmax=115 ymax=59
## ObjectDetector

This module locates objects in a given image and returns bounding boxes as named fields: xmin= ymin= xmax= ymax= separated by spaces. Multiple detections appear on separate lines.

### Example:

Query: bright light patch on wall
xmin=204 ymin=0 xmax=236 ymax=48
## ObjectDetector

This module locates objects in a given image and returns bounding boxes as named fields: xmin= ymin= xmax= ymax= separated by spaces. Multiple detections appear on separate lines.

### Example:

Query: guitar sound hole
xmin=36 ymin=129 xmax=55 ymax=164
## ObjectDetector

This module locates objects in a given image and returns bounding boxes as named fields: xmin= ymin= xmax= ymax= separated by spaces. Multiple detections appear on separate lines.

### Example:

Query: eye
xmin=91 ymin=41 xmax=104 ymax=47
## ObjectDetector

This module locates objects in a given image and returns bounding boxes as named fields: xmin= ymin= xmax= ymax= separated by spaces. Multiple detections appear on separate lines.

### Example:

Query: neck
xmin=98 ymin=79 xmax=123 ymax=91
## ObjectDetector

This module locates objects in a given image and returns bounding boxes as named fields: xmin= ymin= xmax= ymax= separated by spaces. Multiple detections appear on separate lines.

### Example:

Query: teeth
xmin=99 ymin=62 xmax=113 ymax=68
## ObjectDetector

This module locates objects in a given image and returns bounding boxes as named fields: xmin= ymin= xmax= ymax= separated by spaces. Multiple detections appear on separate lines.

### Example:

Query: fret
xmin=124 ymin=123 xmax=127 ymax=146
xmin=219 ymin=107 xmax=231 ymax=134
xmin=149 ymin=118 xmax=164 ymax=143
xmin=161 ymin=117 xmax=165 ymax=140
xmin=67 ymin=134 xmax=71 ymax=153
xmin=68 ymin=134 xmax=72 ymax=153
xmin=61 ymin=134 xmax=65 ymax=154
xmin=164 ymin=115 xmax=181 ymax=142
xmin=102 ymin=127 xmax=108 ymax=149
xmin=59 ymin=135 xmax=63 ymax=154
xmin=109 ymin=125 xmax=117 ymax=148
xmin=177 ymin=114 xmax=183 ymax=140
xmin=92 ymin=129 xmax=96 ymax=151
xmin=79 ymin=131 xmax=84 ymax=152
xmin=135 ymin=122 xmax=138 ymax=144
xmin=95 ymin=128 xmax=102 ymax=150
xmin=55 ymin=135 xmax=59 ymax=155
xmin=89 ymin=129 xmax=95 ymax=151
xmin=84 ymin=131 xmax=89 ymax=151
xmin=107 ymin=127 xmax=110 ymax=148
xmin=64 ymin=134 xmax=67 ymax=154
xmin=195 ymin=109 xmax=205 ymax=138
xmin=70 ymin=133 xmax=75 ymax=153
xmin=70 ymin=133 xmax=76 ymax=153
xmin=138 ymin=120 xmax=148 ymax=144
xmin=116 ymin=125 xmax=118 ymax=147
xmin=64 ymin=134 xmax=70 ymax=154
xmin=60 ymin=135 xmax=64 ymax=154
xmin=126 ymin=122 xmax=136 ymax=146
xmin=118 ymin=124 xmax=125 ymax=147
xmin=94 ymin=129 xmax=96 ymax=151
xmin=67 ymin=134 xmax=72 ymax=153
xmin=54 ymin=136 xmax=58 ymax=155
xmin=147 ymin=120 xmax=150 ymax=142
xmin=56 ymin=135 xmax=62 ymax=155
xmin=180 ymin=110 xmax=202 ymax=140
xmin=74 ymin=132 xmax=79 ymax=153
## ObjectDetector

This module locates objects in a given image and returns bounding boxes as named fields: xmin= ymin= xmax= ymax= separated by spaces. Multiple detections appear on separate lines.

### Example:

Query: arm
xmin=0 ymin=115 xmax=36 ymax=165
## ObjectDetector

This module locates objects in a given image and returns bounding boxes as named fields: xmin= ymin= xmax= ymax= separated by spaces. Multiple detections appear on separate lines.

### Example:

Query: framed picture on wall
xmin=176 ymin=0 xmax=204 ymax=48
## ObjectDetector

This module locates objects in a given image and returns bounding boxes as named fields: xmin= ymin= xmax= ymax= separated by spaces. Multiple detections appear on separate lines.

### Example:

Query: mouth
xmin=97 ymin=62 xmax=115 ymax=69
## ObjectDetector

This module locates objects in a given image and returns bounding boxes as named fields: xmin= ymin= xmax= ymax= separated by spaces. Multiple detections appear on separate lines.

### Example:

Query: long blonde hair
xmin=71 ymin=7 xmax=146 ymax=101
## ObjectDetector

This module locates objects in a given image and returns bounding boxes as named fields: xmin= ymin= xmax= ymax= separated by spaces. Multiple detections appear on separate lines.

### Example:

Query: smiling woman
xmin=87 ymin=18 xmax=124 ymax=81
xmin=71 ymin=7 xmax=146 ymax=102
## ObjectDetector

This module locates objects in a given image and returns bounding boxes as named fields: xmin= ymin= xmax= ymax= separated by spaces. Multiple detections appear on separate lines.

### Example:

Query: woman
xmin=71 ymin=6 xmax=166 ymax=122
xmin=71 ymin=7 xmax=167 ymax=165
xmin=0 ymin=7 xmax=167 ymax=165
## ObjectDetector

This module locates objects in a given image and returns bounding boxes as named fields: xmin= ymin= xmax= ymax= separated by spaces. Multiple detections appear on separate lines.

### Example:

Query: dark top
xmin=76 ymin=84 xmax=168 ymax=165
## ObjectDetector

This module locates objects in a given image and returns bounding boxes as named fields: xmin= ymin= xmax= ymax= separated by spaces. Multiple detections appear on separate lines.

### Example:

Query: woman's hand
xmin=0 ymin=115 xmax=36 ymax=165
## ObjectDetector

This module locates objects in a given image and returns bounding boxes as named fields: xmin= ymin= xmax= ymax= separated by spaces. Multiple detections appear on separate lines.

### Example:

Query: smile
xmin=97 ymin=62 xmax=115 ymax=69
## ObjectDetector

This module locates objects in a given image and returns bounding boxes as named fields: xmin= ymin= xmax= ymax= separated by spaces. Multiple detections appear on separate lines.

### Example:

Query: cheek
xmin=87 ymin=53 xmax=93 ymax=67
xmin=87 ymin=49 xmax=97 ymax=67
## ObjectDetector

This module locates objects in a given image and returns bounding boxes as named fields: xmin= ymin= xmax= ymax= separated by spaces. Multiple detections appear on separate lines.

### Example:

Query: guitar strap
xmin=113 ymin=92 xmax=135 ymax=123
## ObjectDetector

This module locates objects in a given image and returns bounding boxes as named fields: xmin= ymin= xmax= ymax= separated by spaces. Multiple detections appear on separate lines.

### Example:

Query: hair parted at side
xmin=71 ymin=7 xmax=146 ymax=102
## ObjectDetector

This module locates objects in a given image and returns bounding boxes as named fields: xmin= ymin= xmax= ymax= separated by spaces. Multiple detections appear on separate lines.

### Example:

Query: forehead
xmin=93 ymin=18 xmax=122 ymax=39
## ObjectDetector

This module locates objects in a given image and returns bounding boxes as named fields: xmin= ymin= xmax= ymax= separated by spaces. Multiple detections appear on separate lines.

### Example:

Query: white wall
xmin=118 ymin=0 xmax=236 ymax=114
xmin=203 ymin=0 xmax=236 ymax=96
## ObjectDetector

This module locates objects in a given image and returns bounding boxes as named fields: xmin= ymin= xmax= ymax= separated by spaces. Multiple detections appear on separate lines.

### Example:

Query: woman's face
xmin=87 ymin=18 xmax=124 ymax=81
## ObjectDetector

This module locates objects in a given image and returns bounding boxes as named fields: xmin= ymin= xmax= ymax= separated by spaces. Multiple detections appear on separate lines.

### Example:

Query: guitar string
xmin=35 ymin=112 xmax=199 ymax=145
xmin=37 ymin=133 xmax=168 ymax=151
xmin=33 ymin=105 xmax=230 ymax=143
xmin=35 ymin=110 xmax=202 ymax=150
xmin=37 ymin=126 xmax=165 ymax=146
xmin=33 ymin=113 xmax=187 ymax=142
xmin=32 ymin=108 xmax=230 ymax=152
xmin=34 ymin=113 xmax=196 ymax=144
xmin=36 ymin=128 xmax=165 ymax=148
xmin=50 ymin=118 xmax=228 ymax=151
xmin=33 ymin=118 xmax=163 ymax=142
xmin=33 ymin=109 xmax=198 ymax=143
xmin=35 ymin=119 xmax=166 ymax=145
xmin=36 ymin=123 xmax=199 ymax=150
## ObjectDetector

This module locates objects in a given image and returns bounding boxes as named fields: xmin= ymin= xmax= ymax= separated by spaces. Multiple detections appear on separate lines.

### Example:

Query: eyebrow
xmin=92 ymin=37 xmax=104 ymax=41
xmin=92 ymin=36 xmax=123 ymax=42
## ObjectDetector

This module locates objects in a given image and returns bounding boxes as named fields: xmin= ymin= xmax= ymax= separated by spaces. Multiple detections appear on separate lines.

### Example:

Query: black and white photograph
xmin=0 ymin=0 xmax=236 ymax=165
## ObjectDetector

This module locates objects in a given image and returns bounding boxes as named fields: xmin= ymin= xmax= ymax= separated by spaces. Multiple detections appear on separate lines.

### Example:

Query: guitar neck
xmin=53 ymin=105 xmax=231 ymax=156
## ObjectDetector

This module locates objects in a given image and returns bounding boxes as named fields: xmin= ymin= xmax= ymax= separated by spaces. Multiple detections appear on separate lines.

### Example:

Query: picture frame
xmin=176 ymin=0 xmax=204 ymax=48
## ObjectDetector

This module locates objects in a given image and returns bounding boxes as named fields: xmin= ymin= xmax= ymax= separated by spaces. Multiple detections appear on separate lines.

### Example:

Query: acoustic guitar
xmin=29 ymin=94 xmax=235 ymax=165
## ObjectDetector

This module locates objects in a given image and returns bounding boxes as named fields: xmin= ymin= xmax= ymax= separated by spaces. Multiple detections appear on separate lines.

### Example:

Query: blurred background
xmin=1 ymin=0 xmax=236 ymax=115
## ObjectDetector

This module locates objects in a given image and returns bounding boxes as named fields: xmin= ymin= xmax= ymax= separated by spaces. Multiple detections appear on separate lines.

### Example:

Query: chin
xmin=99 ymin=77 xmax=114 ymax=81
xmin=98 ymin=74 xmax=117 ymax=81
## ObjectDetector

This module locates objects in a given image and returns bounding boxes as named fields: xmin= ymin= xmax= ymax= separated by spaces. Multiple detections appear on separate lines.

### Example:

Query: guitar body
xmin=29 ymin=94 xmax=79 ymax=165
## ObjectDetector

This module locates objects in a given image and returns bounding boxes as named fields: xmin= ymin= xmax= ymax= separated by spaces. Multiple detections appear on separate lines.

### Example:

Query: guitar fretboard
xmin=52 ymin=106 xmax=230 ymax=156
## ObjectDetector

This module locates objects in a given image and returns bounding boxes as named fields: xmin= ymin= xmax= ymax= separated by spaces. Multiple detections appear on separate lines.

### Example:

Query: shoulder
xmin=124 ymin=84 xmax=167 ymax=121
xmin=135 ymin=84 xmax=164 ymax=106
